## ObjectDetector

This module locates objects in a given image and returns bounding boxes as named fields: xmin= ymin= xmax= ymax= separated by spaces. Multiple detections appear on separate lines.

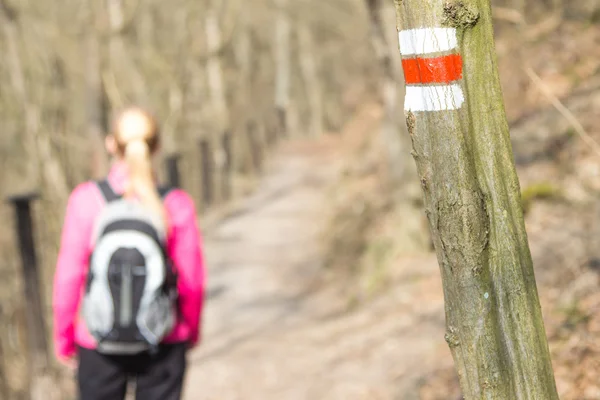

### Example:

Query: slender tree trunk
xmin=163 ymin=82 xmax=184 ymax=155
xmin=0 ymin=1 xmax=69 ymax=200
xmin=106 ymin=0 xmax=145 ymax=103
xmin=365 ymin=0 xmax=407 ymax=183
xmin=297 ymin=24 xmax=323 ymax=138
xmin=274 ymin=0 xmax=291 ymax=136
xmin=234 ymin=9 xmax=255 ymax=176
xmin=0 ymin=7 xmax=64 ymax=399
xmin=205 ymin=4 xmax=228 ymax=132
xmin=393 ymin=1 xmax=558 ymax=398
xmin=205 ymin=2 xmax=228 ymax=202
xmin=0 ymin=320 xmax=8 ymax=400
xmin=235 ymin=8 xmax=252 ymax=119
xmin=84 ymin=4 xmax=109 ymax=179
xmin=169 ymin=5 xmax=191 ymax=152
xmin=1 ymin=2 xmax=37 ymax=187
xmin=160 ymin=6 xmax=187 ymax=156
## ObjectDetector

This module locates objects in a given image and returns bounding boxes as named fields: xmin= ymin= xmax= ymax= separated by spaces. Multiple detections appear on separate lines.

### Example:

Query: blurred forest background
xmin=0 ymin=0 xmax=598 ymax=398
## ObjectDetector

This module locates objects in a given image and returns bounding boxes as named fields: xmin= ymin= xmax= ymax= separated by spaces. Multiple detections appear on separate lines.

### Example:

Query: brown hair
xmin=111 ymin=107 xmax=167 ymax=226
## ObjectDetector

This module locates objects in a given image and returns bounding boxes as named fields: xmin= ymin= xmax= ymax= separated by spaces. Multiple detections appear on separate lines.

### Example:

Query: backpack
xmin=82 ymin=180 xmax=178 ymax=355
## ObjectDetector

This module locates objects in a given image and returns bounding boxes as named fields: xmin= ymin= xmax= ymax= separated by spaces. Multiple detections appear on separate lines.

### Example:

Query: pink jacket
xmin=52 ymin=162 xmax=206 ymax=362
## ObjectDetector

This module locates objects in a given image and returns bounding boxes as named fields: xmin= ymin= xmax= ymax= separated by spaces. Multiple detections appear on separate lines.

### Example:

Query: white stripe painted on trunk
xmin=404 ymin=84 xmax=465 ymax=112
xmin=399 ymin=28 xmax=458 ymax=56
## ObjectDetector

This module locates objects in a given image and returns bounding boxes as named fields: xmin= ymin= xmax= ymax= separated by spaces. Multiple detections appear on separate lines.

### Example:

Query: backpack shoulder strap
xmin=157 ymin=185 xmax=173 ymax=200
xmin=97 ymin=180 xmax=171 ymax=203
xmin=97 ymin=180 xmax=121 ymax=203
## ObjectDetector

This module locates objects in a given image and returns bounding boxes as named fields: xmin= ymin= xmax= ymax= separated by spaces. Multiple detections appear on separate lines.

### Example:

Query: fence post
xmin=221 ymin=131 xmax=233 ymax=201
xmin=5 ymin=193 xmax=54 ymax=400
xmin=164 ymin=154 xmax=181 ymax=188
xmin=247 ymin=121 xmax=263 ymax=173
xmin=199 ymin=138 xmax=214 ymax=210
xmin=6 ymin=193 xmax=48 ymax=365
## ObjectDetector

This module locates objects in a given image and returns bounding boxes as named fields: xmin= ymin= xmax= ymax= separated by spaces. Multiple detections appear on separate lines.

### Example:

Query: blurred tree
xmin=84 ymin=1 xmax=110 ymax=179
xmin=274 ymin=0 xmax=291 ymax=137
xmin=297 ymin=23 xmax=323 ymax=138
xmin=365 ymin=0 xmax=407 ymax=183
xmin=206 ymin=0 xmax=228 ymax=133
xmin=393 ymin=0 xmax=559 ymax=398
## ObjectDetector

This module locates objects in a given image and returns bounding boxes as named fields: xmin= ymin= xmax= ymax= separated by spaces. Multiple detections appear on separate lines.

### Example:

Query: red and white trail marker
xmin=399 ymin=27 xmax=465 ymax=112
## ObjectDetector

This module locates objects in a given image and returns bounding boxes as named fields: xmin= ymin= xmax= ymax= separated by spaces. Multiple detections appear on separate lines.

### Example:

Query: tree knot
xmin=445 ymin=326 xmax=461 ymax=348
xmin=406 ymin=111 xmax=416 ymax=137
xmin=442 ymin=1 xmax=480 ymax=29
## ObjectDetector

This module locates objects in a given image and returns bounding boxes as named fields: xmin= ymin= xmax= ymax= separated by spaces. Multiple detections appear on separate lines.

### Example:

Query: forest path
xmin=184 ymin=131 xmax=451 ymax=400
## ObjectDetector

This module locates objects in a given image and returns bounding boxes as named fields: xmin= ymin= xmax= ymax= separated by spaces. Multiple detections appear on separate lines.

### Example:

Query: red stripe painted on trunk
xmin=402 ymin=54 xmax=463 ymax=84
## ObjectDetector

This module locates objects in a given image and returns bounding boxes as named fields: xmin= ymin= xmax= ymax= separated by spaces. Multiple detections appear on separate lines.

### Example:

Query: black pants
xmin=77 ymin=343 xmax=187 ymax=400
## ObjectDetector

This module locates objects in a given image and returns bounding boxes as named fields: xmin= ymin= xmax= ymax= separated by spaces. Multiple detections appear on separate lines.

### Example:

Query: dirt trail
xmin=184 ymin=136 xmax=452 ymax=400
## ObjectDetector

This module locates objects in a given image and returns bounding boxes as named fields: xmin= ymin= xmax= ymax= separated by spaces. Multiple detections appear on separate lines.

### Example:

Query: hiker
xmin=52 ymin=107 xmax=205 ymax=400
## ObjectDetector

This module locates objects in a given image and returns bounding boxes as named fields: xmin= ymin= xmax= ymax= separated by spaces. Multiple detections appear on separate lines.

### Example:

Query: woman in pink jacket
xmin=52 ymin=107 xmax=205 ymax=400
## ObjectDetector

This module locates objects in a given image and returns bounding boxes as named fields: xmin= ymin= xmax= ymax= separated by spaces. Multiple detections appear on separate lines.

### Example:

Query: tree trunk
xmin=393 ymin=1 xmax=559 ymax=399
xmin=234 ymin=9 xmax=255 ymax=177
xmin=274 ymin=0 xmax=291 ymax=136
xmin=235 ymin=8 xmax=252 ymax=120
xmin=297 ymin=24 xmax=323 ymax=138
xmin=365 ymin=0 xmax=407 ymax=184
xmin=106 ymin=0 xmax=145 ymax=103
xmin=0 ymin=1 xmax=69 ymax=200
xmin=84 ymin=6 xmax=109 ymax=179
xmin=1 ymin=2 xmax=37 ymax=188
xmin=0 ymin=313 xmax=8 ymax=400
xmin=205 ymin=2 xmax=228 ymax=203
xmin=205 ymin=4 xmax=228 ymax=132
xmin=0 ymin=11 xmax=64 ymax=400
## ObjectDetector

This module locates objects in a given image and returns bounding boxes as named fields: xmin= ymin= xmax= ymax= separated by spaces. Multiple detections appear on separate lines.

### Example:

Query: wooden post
xmin=4 ymin=193 xmax=60 ymax=400
xmin=247 ymin=120 xmax=263 ymax=173
xmin=221 ymin=131 xmax=233 ymax=201
xmin=6 ymin=193 xmax=48 ymax=366
xmin=199 ymin=139 xmax=214 ymax=210
xmin=164 ymin=154 xmax=181 ymax=188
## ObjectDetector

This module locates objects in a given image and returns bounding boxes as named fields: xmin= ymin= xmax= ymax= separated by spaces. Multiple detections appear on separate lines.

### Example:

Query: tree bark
xmin=84 ymin=3 xmax=109 ymax=179
xmin=234 ymin=9 xmax=256 ymax=176
xmin=393 ymin=1 xmax=559 ymax=399
xmin=235 ymin=8 xmax=252 ymax=119
xmin=274 ymin=0 xmax=291 ymax=136
xmin=205 ymin=4 xmax=228 ymax=132
xmin=365 ymin=0 xmax=407 ymax=183
xmin=0 ymin=312 xmax=8 ymax=400
xmin=106 ymin=0 xmax=146 ymax=103
xmin=0 ymin=1 xmax=69 ymax=200
xmin=205 ymin=1 xmax=229 ymax=203
xmin=297 ymin=24 xmax=323 ymax=138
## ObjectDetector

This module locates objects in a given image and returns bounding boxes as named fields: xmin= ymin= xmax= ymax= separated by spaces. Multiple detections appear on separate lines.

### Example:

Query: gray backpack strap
xmin=97 ymin=180 xmax=121 ymax=203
